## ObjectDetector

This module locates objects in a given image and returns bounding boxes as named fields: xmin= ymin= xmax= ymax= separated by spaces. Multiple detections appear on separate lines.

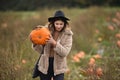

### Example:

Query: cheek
xmin=61 ymin=25 xmax=64 ymax=28
xmin=59 ymin=24 xmax=64 ymax=28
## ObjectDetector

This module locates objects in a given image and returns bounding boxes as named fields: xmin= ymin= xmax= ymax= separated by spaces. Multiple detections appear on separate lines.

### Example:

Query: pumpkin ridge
xmin=29 ymin=26 xmax=50 ymax=45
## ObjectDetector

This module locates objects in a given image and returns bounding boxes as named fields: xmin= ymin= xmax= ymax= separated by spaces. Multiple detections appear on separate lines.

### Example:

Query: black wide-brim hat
xmin=48 ymin=10 xmax=70 ymax=22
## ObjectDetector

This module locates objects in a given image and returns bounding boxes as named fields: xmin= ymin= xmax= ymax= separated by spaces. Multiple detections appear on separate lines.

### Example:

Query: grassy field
xmin=0 ymin=7 xmax=120 ymax=80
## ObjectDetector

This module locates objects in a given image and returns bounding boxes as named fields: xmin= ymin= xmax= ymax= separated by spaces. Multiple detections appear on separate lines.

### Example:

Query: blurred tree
xmin=0 ymin=0 xmax=120 ymax=11
xmin=0 ymin=0 xmax=18 ymax=11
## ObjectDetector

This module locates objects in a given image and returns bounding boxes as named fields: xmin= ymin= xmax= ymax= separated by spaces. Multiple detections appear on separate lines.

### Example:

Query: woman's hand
xmin=46 ymin=35 xmax=56 ymax=47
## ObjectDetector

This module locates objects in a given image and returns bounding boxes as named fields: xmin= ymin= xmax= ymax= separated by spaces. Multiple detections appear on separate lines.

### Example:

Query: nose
xmin=57 ymin=25 xmax=61 ymax=28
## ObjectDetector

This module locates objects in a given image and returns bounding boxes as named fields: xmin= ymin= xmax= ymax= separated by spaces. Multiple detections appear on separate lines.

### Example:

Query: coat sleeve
xmin=32 ymin=44 xmax=43 ymax=54
xmin=53 ymin=34 xmax=73 ymax=57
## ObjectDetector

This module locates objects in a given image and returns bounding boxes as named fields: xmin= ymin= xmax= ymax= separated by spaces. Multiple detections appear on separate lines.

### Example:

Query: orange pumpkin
xmin=29 ymin=27 xmax=50 ymax=45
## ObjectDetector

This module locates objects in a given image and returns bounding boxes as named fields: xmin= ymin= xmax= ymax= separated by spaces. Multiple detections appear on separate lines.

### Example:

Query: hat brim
xmin=48 ymin=16 xmax=70 ymax=22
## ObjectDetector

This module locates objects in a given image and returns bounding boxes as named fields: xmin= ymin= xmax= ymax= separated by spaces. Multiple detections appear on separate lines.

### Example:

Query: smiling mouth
xmin=58 ymin=28 xmax=62 ymax=30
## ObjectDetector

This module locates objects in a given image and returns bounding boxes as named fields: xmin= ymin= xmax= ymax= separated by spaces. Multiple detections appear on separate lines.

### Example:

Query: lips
xmin=57 ymin=28 xmax=62 ymax=31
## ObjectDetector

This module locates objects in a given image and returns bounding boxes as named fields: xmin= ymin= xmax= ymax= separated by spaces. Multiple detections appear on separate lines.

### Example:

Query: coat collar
xmin=64 ymin=29 xmax=73 ymax=35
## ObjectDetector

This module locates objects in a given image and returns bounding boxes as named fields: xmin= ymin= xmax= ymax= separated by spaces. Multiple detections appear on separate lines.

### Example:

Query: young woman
xmin=32 ymin=10 xmax=73 ymax=80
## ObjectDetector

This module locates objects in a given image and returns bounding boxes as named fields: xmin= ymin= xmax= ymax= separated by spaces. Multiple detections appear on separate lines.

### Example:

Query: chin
xmin=56 ymin=29 xmax=61 ymax=32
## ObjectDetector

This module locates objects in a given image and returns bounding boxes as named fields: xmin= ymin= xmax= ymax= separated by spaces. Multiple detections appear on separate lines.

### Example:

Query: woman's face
xmin=54 ymin=20 xmax=64 ymax=32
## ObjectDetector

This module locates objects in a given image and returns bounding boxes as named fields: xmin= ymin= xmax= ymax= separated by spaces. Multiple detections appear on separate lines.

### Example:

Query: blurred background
xmin=0 ymin=0 xmax=120 ymax=80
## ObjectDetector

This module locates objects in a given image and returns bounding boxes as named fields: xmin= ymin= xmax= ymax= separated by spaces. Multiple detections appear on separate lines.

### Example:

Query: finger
xmin=49 ymin=34 xmax=53 ymax=38
xmin=46 ymin=36 xmax=50 ymax=40
xmin=46 ymin=39 xmax=49 ymax=42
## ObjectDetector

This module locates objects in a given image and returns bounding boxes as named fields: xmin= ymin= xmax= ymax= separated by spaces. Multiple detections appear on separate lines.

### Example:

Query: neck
xmin=54 ymin=30 xmax=60 ymax=33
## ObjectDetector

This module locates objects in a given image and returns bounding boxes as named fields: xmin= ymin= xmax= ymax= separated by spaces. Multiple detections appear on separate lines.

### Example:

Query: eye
xmin=60 ymin=23 xmax=63 ymax=25
xmin=54 ymin=22 xmax=59 ymax=25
